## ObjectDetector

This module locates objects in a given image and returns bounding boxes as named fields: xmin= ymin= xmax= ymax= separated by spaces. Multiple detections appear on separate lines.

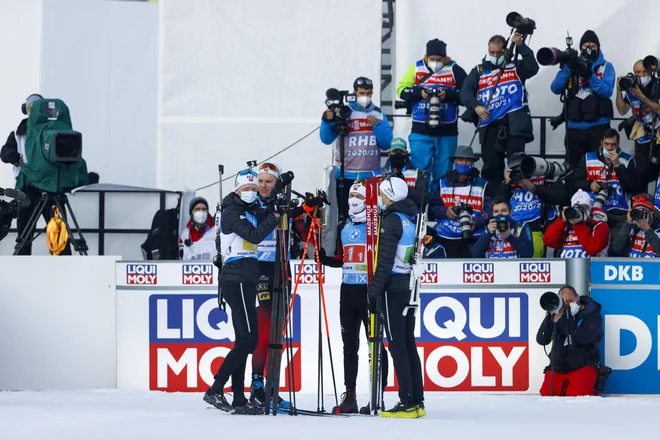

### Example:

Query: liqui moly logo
xmin=463 ymin=263 xmax=494 ymax=284
xmin=293 ymin=263 xmax=325 ymax=284
xmin=420 ymin=263 xmax=439 ymax=284
xmin=182 ymin=264 xmax=213 ymax=285
xmin=519 ymin=262 xmax=551 ymax=283
xmin=126 ymin=264 xmax=157 ymax=284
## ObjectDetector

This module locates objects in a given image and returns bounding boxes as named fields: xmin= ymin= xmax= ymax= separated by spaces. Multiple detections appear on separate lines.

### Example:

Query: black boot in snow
xmin=332 ymin=391 xmax=358 ymax=414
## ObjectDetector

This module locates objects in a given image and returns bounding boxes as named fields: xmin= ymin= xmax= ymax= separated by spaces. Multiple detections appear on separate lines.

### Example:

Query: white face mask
xmin=569 ymin=302 xmax=580 ymax=316
xmin=428 ymin=60 xmax=443 ymax=72
xmin=357 ymin=96 xmax=372 ymax=108
xmin=639 ymin=76 xmax=652 ymax=87
xmin=240 ymin=190 xmax=257 ymax=204
xmin=348 ymin=197 xmax=366 ymax=215
xmin=487 ymin=55 xmax=505 ymax=66
xmin=193 ymin=210 xmax=208 ymax=224
xmin=378 ymin=198 xmax=388 ymax=212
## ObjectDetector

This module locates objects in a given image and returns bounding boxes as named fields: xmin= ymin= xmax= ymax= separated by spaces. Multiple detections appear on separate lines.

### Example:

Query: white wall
xmin=0 ymin=256 xmax=119 ymax=390
xmin=0 ymin=0 xmax=158 ymax=192
xmin=394 ymin=0 xmax=660 ymax=156
xmin=158 ymin=0 xmax=383 ymax=210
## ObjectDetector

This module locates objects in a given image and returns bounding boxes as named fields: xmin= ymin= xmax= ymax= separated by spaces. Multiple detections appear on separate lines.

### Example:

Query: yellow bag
xmin=46 ymin=206 xmax=69 ymax=256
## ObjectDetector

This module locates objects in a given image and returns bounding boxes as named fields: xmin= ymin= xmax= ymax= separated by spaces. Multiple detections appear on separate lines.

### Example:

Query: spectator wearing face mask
xmin=397 ymin=39 xmax=467 ymax=195
xmin=378 ymin=137 xmax=429 ymax=209
xmin=179 ymin=196 xmax=215 ymax=260
xmin=611 ymin=193 xmax=660 ymax=257
xmin=615 ymin=60 xmax=660 ymax=178
xmin=460 ymin=33 xmax=539 ymax=198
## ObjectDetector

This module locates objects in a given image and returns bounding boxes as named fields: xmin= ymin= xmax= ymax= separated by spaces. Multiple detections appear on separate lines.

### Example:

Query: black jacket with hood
xmin=0 ymin=119 xmax=27 ymax=166
xmin=368 ymin=198 xmax=418 ymax=295
xmin=536 ymin=295 xmax=603 ymax=374
xmin=219 ymin=192 xmax=279 ymax=286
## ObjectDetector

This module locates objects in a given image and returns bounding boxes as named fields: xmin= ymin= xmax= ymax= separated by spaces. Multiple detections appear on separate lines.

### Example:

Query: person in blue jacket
xmin=320 ymin=77 xmax=393 ymax=221
xmin=471 ymin=197 xmax=534 ymax=258
xmin=550 ymin=30 xmax=615 ymax=169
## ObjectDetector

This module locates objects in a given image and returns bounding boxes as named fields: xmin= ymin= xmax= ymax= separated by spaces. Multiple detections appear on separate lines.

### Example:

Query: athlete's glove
xmin=367 ymin=289 xmax=380 ymax=314
xmin=275 ymin=171 xmax=295 ymax=191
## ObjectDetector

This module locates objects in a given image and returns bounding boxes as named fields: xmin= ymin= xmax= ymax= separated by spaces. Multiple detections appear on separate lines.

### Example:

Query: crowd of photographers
xmin=320 ymin=27 xmax=660 ymax=261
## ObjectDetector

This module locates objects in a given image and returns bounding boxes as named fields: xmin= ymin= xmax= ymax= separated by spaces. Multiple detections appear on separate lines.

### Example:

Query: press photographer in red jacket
xmin=537 ymin=285 xmax=603 ymax=397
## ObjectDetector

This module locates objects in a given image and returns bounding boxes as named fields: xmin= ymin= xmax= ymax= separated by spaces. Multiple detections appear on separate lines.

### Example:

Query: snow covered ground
xmin=0 ymin=390 xmax=657 ymax=440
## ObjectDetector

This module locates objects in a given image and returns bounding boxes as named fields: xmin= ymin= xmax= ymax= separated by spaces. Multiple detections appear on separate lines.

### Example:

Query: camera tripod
xmin=13 ymin=191 xmax=89 ymax=256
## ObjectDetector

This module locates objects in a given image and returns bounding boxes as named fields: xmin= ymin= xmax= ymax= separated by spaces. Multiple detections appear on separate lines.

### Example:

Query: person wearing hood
xmin=543 ymin=189 xmax=610 ymax=258
xmin=611 ymin=193 xmax=660 ymax=257
xmin=203 ymin=168 xmax=281 ymax=415
xmin=396 ymin=39 xmax=467 ymax=195
xmin=537 ymin=285 xmax=603 ymax=396
xmin=551 ymin=30 xmax=616 ymax=169
xmin=570 ymin=129 xmax=637 ymax=240
xmin=461 ymin=33 xmax=539 ymax=198
xmin=367 ymin=176 xmax=424 ymax=418
xmin=615 ymin=59 xmax=660 ymax=178
xmin=320 ymin=76 xmax=393 ymax=221
xmin=377 ymin=137 xmax=429 ymax=209
xmin=318 ymin=180 xmax=388 ymax=414
xmin=179 ymin=197 xmax=215 ymax=260
xmin=428 ymin=145 xmax=492 ymax=258
xmin=470 ymin=196 xmax=534 ymax=259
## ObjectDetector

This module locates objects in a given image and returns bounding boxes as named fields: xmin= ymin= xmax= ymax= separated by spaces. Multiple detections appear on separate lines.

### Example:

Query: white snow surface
xmin=0 ymin=390 xmax=657 ymax=440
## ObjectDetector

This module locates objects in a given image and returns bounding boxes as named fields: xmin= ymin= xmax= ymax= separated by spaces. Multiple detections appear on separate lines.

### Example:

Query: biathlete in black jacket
xmin=367 ymin=176 xmax=425 ymax=419
xmin=203 ymin=168 xmax=282 ymax=415
xmin=320 ymin=180 xmax=388 ymax=414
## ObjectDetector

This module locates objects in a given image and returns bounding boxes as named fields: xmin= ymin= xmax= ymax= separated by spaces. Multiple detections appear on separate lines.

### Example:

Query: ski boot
xmin=380 ymin=401 xmax=418 ymax=419
xmin=416 ymin=401 xmax=426 ymax=418
xmin=249 ymin=374 xmax=266 ymax=407
xmin=332 ymin=391 xmax=358 ymax=414
xmin=203 ymin=390 xmax=233 ymax=412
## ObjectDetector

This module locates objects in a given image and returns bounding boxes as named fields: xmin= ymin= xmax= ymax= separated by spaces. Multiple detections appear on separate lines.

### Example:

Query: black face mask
xmin=390 ymin=154 xmax=407 ymax=169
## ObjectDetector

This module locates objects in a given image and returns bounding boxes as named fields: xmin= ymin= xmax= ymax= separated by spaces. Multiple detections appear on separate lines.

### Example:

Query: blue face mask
xmin=378 ymin=199 xmax=388 ymax=212
xmin=240 ymin=190 xmax=258 ymax=204
xmin=455 ymin=163 xmax=473 ymax=175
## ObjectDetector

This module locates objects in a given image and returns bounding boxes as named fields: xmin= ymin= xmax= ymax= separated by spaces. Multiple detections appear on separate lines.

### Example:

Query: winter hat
xmin=257 ymin=162 xmax=282 ymax=179
xmin=189 ymin=197 xmax=209 ymax=215
xmin=22 ymin=93 xmax=43 ymax=115
xmin=449 ymin=145 xmax=479 ymax=162
xmin=426 ymin=39 xmax=447 ymax=57
xmin=234 ymin=169 xmax=258 ymax=191
xmin=632 ymin=193 xmax=655 ymax=211
xmin=379 ymin=176 xmax=408 ymax=203
xmin=389 ymin=137 xmax=408 ymax=152
xmin=580 ymin=30 xmax=600 ymax=48
xmin=571 ymin=189 xmax=593 ymax=207
xmin=349 ymin=181 xmax=367 ymax=198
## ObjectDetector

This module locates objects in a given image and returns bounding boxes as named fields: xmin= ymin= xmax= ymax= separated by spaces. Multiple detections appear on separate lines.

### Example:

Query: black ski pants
xmin=481 ymin=123 xmax=526 ymax=199
xmin=210 ymin=282 xmax=259 ymax=403
xmin=566 ymin=124 xmax=609 ymax=170
xmin=340 ymin=283 xmax=388 ymax=391
xmin=382 ymin=289 xmax=424 ymax=406
xmin=335 ymin=177 xmax=355 ymax=223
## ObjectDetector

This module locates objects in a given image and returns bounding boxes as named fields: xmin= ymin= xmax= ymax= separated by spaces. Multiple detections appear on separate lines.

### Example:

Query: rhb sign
xmin=182 ymin=264 xmax=213 ymax=285
xmin=519 ymin=262 xmax=551 ymax=283
xmin=463 ymin=263 xmax=494 ymax=283
xmin=127 ymin=264 xmax=157 ymax=285
xmin=293 ymin=262 xmax=325 ymax=284
xmin=385 ymin=292 xmax=529 ymax=392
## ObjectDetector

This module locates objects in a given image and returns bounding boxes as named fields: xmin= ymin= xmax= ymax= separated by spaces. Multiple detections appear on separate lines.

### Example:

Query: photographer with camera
xmin=320 ymin=77 xmax=393 ymax=221
xmin=460 ymin=32 xmax=539 ymax=198
xmin=549 ymin=31 xmax=615 ymax=169
xmin=611 ymin=193 xmax=660 ymax=258
xmin=537 ymin=286 xmax=604 ymax=396
xmin=615 ymin=60 xmax=660 ymax=178
xmin=428 ymin=146 xmax=491 ymax=258
xmin=571 ymin=129 xmax=637 ymax=239
xmin=498 ymin=152 xmax=570 ymax=257
xmin=396 ymin=39 xmax=467 ymax=196
xmin=378 ymin=138 xmax=429 ymax=210
xmin=470 ymin=196 xmax=533 ymax=258
xmin=543 ymin=189 xmax=610 ymax=258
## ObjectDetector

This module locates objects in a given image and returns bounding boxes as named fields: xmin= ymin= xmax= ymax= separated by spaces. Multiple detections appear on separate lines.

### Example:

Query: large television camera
xmin=325 ymin=88 xmax=356 ymax=136
xmin=0 ymin=187 xmax=26 ymax=242
xmin=18 ymin=98 xmax=87 ymax=194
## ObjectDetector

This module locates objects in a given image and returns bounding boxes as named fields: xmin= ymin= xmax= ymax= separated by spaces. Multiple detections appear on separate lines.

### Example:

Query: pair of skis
xmin=404 ymin=170 xmax=428 ymax=318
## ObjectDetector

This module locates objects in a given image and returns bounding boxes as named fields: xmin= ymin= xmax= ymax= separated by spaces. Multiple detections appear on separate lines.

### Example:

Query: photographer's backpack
xmin=141 ymin=201 xmax=180 ymax=260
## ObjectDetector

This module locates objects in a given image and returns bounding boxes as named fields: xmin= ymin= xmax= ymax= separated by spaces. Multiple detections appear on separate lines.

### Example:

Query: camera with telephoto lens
xmin=619 ymin=73 xmax=637 ymax=91
xmin=325 ymin=88 xmax=356 ymax=136
xmin=506 ymin=12 xmax=536 ymax=35
xmin=0 ymin=187 xmax=26 ymax=242
xmin=630 ymin=208 xmax=649 ymax=222
xmin=592 ymin=183 xmax=612 ymax=210
xmin=540 ymin=291 xmax=564 ymax=314
xmin=565 ymin=204 xmax=590 ymax=222
xmin=455 ymin=202 xmax=474 ymax=240
xmin=426 ymin=88 xmax=442 ymax=128
xmin=536 ymin=33 xmax=577 ymax=67
xmin=510 ymin=154 xmax=571 ymax=184
xmin=495 ymin=215 xmax=509 ymax=233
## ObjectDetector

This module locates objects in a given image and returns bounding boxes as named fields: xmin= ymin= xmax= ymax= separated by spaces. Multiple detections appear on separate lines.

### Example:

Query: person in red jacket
xmin=543 ymin=189 xmax=610 ymax=258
